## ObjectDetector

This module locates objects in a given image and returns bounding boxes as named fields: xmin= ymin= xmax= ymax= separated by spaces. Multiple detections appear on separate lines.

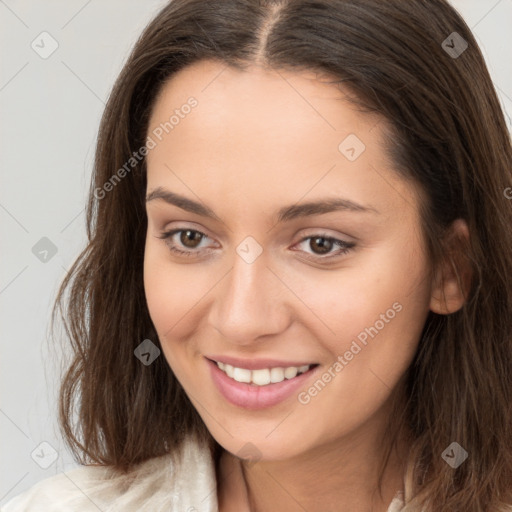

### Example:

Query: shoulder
xmin=1 ymin=436 xmax=218 ymax=512
xmin=1 ymin=464 xmax=113 ymax=512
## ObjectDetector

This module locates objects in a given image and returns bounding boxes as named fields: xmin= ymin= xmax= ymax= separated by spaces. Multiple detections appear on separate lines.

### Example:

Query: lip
xmin=205 ymin=355 xmax=317 ymax=370
xmin=206 ymin=357 xmax=320 ymax=410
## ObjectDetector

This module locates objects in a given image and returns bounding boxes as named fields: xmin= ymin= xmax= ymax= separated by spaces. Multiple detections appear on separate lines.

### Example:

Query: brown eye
xmin=156 ymin=228 xmax=212 ymax=258
xmin=294 ymin=234 xmax=355 ymax=261
xmin=180 ymin=230 xmax=204 ymax=248
xmin=309 ymin=236 xmax=334 ymax=255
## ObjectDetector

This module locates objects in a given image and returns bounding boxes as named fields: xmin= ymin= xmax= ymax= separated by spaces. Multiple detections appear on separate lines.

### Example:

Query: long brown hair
xmin=52 ymin=0 xmax=512 ymax=509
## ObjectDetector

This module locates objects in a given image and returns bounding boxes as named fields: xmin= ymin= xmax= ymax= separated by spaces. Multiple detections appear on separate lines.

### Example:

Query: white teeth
xmin=251 ymin=369 xmax=271 ymax=386
xmin=225 ymin=364 xmax=234 ymax=378
xmin=216 ymin=361 xmax=312 ymax=386
xmin=270 ymin=367 xmax=285 ymax=383
xmin=233 ymin=367 xmax=251 ymax=383
xmin=284 ymin=367 xmax=298 ymax=379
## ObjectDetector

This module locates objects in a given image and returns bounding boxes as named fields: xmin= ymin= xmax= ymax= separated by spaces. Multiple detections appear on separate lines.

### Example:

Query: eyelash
xmin=156 ymin=228 xmax=355 ymax=262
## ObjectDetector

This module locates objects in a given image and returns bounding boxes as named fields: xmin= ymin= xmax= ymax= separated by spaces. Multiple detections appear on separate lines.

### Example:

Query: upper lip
xmin=206 ymin=355 xmax=318 ymax=370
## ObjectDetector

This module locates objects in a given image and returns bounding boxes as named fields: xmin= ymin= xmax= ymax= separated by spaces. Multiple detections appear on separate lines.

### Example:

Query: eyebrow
xmin=145 ymin=186 xmax=379 ymax=223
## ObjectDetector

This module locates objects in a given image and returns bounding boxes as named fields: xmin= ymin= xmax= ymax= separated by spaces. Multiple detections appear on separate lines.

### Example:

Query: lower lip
xmin=207 ymin=358 xmax=319 ymax=410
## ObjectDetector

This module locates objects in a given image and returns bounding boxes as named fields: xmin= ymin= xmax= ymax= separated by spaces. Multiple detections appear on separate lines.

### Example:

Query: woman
xmin=3 ymin=0 xmax=512 ymax=510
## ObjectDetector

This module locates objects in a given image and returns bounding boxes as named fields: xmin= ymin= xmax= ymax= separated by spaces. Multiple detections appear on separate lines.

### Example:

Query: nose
xmin=207 ymin=247 xmax=291 ymax=346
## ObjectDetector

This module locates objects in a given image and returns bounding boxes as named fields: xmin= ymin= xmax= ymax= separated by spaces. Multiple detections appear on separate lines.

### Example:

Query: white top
xmin=1 ymin=435 xmax=405 ymax=511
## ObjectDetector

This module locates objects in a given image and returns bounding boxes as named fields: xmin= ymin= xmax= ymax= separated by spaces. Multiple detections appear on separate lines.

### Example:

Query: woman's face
xmin=143 ymin=59 xmax=433 ymax=461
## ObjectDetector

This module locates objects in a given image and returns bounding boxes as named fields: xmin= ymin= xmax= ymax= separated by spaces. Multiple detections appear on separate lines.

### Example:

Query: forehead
xmin=148 ymin=59 xmax=377 ymax=150
xmin=145 ymin=60 xmax=417 ymax=223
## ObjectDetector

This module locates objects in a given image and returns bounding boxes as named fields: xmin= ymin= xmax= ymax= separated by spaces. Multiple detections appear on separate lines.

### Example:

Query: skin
xmin=143 ymin=59 xmax=467 ymax=511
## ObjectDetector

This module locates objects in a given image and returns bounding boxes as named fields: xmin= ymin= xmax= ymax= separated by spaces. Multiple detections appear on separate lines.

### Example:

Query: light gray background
xmin=1 ymin=0 xmax=511 ymax=505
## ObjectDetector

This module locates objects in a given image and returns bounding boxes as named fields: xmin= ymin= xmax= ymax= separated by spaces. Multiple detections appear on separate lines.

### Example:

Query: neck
xmin=217 ymin=410 xmax=408 ymax=512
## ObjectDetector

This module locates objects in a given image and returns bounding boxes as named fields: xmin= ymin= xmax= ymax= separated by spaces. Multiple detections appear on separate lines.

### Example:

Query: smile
xmin=215 ymin=361 xmax=312 ymax=386
xmin=206 ymin=358 xmax=320 ymax=410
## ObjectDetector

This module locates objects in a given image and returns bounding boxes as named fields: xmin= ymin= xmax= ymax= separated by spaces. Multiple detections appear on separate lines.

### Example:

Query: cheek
xmin=143 ymin=242 xmax=193 ymax=357
xmin=144 ymin=244 xmax=175 ymax=331
xmin=292 ymin=256 xmax=429 ymax=343
xmin=144 ymin=239 xmax=200 ymax=328
xmin=292 ymin=233 xmax=431 ymax=378
xmin=291 ymin=266 xmax=429 ymax=444
xmin=143 ymin=240 xmax=217 ymax=376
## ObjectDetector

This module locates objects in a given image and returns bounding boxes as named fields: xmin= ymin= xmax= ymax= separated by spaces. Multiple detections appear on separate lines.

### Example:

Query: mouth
xmin=206 ymin=357 xmax=320 ymax=410
xmin=209 ymin=358 xmax=317 ymax=386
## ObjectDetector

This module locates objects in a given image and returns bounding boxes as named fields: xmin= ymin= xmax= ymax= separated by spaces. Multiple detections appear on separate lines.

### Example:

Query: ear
xmin=429 ymin=219 xmax=472 ymax=315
